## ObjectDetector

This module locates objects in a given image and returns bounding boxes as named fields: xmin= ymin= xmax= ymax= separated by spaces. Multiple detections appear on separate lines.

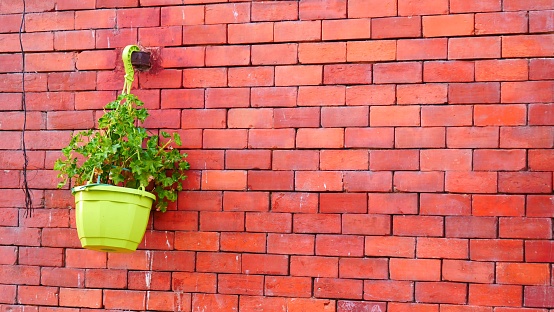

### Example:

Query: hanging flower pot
xmin=73 ymin=184 xmax=156 ymax=253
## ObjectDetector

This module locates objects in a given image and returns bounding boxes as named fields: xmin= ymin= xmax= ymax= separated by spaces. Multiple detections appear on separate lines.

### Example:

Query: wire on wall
xmin=19 ymin=0 xmax=33 ymax=218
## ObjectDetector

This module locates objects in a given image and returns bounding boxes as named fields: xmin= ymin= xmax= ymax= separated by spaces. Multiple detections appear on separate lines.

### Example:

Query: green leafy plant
xmin=54 ymin=93 xmax=189 ymax=212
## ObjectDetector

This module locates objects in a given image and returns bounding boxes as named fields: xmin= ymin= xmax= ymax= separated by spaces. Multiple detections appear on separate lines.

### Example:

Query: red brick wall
xmin=1 ymin=0 xmax=553 ymax=311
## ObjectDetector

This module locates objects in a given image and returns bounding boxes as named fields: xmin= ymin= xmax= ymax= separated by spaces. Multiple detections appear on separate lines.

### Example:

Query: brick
xmin=228 ymin=22 xmax=273 ymax=44
xmin=422 ymin=105 xmax=473 ymax=125
xmin=252 ymin=44 xmax=298 ymax=65
xmin=372 ymin=16 xmax=421 ymax=39
xmin=469 ymin=284 xmax=522 ymax=307
xmin=19 ymin=247 xmax=63 ymax=267
xmin=398 ymin=0 xmax=448 ymax=15
xmin=500 ymin=126 xmax=554 ymax=148
xmin=343 ymin=171 xmax=392 ymax=192
xmin=447 ymin=127 xmax=499 ymax=148
xmin=290 ymin=256 xmax=338 ymax=277
xmin=322 ymin=19 xmax=371 ymax=40
xmin=183 ymin=24 xmax=227 ymax=45
xmin=346 ymin=85 xmax=395 ymax=105
xmin=252 ymin=1 xmax=298 ymax=21
xmin=181 ymin=151 xmax=224 ymax=170
xmin=529 ymin=149 xmax=554 ymax=171
xmin=339 ymin=258 xmax=388 ymax=279
xmin=497 ymin=263 xmax=550 ymax=285
xmin=442 ymin=260 xmax=494 ymax=283
xmin=139 ymin=26 xmax=182 ymax=47
xmin=526 ymin=240 xmax=554 ymax=263
xmin=271 ymin=192 xmax=318 ymax=214
xmin=0 ymin=284 xmax=16 ymax=304
xmin=396 ymin=127 xmax=446 ymax=148
xmin=246 ymin=212 xmax=292 ymax=233
xmin=25 ymin=12 xmax=74 ymax=32
xmin=446 ymin=171 xmax=497 ymax=194
xmin=374 ymin=62 xmax=422 ymax=84
xmin=502 ymin=81 xmax=554 ymax=103
xmin=161 ymin=5 xmax=204 ymax=26
xmin=75 ymin=9 xmax=116 ymax=29
xmin=173 ymin=272 xmax=216 ymax=293
xmin=85 ymin=269 xmax=127 ymax=289
xmin=272 ymin=150 xmax=319 ymax=171
xmin=393 ymin=171 xmax=444 ymax=192
xmin=219 ymin=274 xmax=264 ymax=296
xmin=449 ymin=82 xmax=501 ymax=104
xmin=524 ymin=286 xmax=554 ymax=308
xmin=192 ymin=294 xmax=237 ymax=312
xmin=205 ymin=3 xmax=250 ymax=24
xmin=206 ymin=45 xmax=250 ymax=67
xmin=96 ymin=28 xmax=138 ymax=49
xmin=146 ymin=292 xmax=191 ymax=312
xmin=503 ymin=34 xmax=554 ymax=58
xmin=499 ymin=172 xmax=552 ymax=194
xmin=54 ymin=30 xmax=95 ymax=51
xmin=161 ymin=89 xmax=204 ymax=110
xmin=417 ymin=238 xmax=468 ymax=259
xmin=0 ymin=246 xmax=16 ymax=265
xmin=475 ymin=104 xmax=527 ymax=126
xmin=323 ymin=64 xmax=372 ymax=85
xmin=286 ymin=298 xmax=336 ymax=312
xmin=275 ymin=65 xmax=322 ymax=86
xmin=226 ymin=150 xmax=271 ymax=170
xmin=267 ymin=233 xmax=315 ymax=255
xmin=448 ymin=37 xmax=501 ymax=60
xmin=315 ymin=235 xmax=364 ymax=257
xmin=76 ymin=50 xmax=117 ymax=71
xmin=364 ymin=280 xmax=414 ymax=302
xmin=104 ymin=290 xmax=147 ymax=310
xmin=274 ymin=20 xmax=321 ymax=42
xmin=174 ymin=232 xmax=219 ymax=251
xmin=397 ymin=84 xmax=447 ymax=104
xmin=424 ymin=61 xmax=474 ymax=82
xmin=205 ymin=88 xmax=249 ymax=108
xmin=446 ymin=216 xmax=498 ymax=239
xmin=199 ymin=211 xmax=244 ymax=232
xmin=295 ymin=171 xmax=343 ymax=192
xmin=314 ymin=278 xmax=363 ymax=300
xmin=345 ymin=128 xmax=394 ymax=148
xmin=220 ymin=232 xmax=265 ymax=253
xmin=0 ymin=265 xmax=39 ymax=285
xmin=450 ymin=0 xmax=501 ymax=13
xmin=530 ymin=60 xmax=554 ymax=81
xmin=25 ymin=52 xmax=75 ymax=72
xmin=183 ymin=68 xmax=226 ymax=88
xmin=246 ymin=129 xmax=294 ymax=150
xmin=293 ymin=213 xmax=341 ymax=234
xmin=274 ymin=108 xmax=318 ymax=129
xmin=420 ymin=194 xmax=471 ymax=216
xmin=196 ymin=252 xmax=241 ymax=273
xmin=530 ymin=10 xmax=554 ymax=33
xmin=265 ymin=276 xmax=312 ymax=298
xmin=504 ymin=0 xmax=553 ymax=11
xmin=297 ymin=128 xmax=344 ymax=148
xmin=299 ymin=42 xmax=347 ymax=64
xmin=0 ymin=227 xmax=41 ymax=246
xmin=228 ymin=108 xmax=274 ymax=128
xmin=320 ymin=150 xmax=369 ymax=170
xmin=0 ymin=54 xmax=22 ymax=73
xmin=59 ymin=288 xmax=102 ymax=308
xmin=393 ymin=215 xmax=444 ymax=237
xmin=475 ymin=12 xmax=528 ymax=35
xmin=415 ymin=282 xmax=467 ymax=304
xmin=96 ymin=0 xmax=137 ymax=8
xmin=527 ymin=195 xmax=554 ymax=217
xmin=242 ymin=253 xmax=289 ymax=275
xmin=368 ymin=193 xmax=418 ymax=214
xmin=396 ymin=38 xmax=447 ymax=60
xmin=389 ymin=303 xmax=439 ymax=312
xmin=500 ymin=217 xmax=552 ymax=239
xmin=347 ymin=40 xmax=396 ymax=62
xmin=370 ymin=149 xmax=419 ymax=171
xmin=117 ymin=8 xmax=159 ymax=28
xmin=139 ymin=70 xmax=183 ymax=89
xmin=423 ymin=14 xmax=474 ymax=37
xmin=161 ymin=47 xmax=205 ymax=69
xmin=252 ymin=87 xmax=298 ymax=108
xmin=248 ymin=171 xmax=294 ymax=191
xmin=240 ymin=296 xmax=287 ymax=312
xmin=390 ymin=258 xmax=441 ymax=281
xmin=299 ymin=0 xmax=346 ymax=20
xmin=473 ymin=195 xmax=525 ymax=217
xmin=342 ymin=214 xmax=391 ymax=235
xmin=47 ymin=111 xmax=94 ymax=130
xmin=470 ymin=239 xmax=523 ymax=261
xmin=371 ymin=106 xmax=420 ymax=126
xmin=421 ymin=149 xmax=472 ymax=171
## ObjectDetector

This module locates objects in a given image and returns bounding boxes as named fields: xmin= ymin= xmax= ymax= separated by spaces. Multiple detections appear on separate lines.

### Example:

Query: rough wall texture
xmin=1 ymin=0 xmax=554 ymax=311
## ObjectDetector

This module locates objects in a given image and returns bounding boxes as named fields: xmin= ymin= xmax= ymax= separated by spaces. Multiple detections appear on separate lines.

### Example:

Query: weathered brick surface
xmin=1 ymin=1 xmax=552 ymax=311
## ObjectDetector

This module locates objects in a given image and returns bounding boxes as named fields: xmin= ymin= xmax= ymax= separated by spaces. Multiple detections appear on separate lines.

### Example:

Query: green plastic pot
xmin=73 ymin=184 xmax=156 ymax=253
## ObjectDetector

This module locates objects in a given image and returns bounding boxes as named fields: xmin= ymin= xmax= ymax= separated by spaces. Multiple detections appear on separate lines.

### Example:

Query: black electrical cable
xmin=19 ymin=0 xmax=33 ymax=218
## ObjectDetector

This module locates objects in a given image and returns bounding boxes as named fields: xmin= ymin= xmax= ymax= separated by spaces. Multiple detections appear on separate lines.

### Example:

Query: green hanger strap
xmin=122 ymin=45 xmax=140 ymax=95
